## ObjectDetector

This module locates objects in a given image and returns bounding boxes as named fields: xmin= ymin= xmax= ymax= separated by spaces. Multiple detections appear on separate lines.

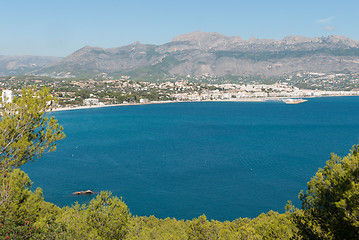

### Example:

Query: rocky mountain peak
xmin=172 ymin=31 xmax=229 ymax=42
xmin=2 ymin=31 xmax=359 ymax=78
xmin=324 ymin=35 xmax=359 ymax=47
xmin=172 ymin=31 xmax=237 ymax=50
xmin=70 ymin=45 xmax=102 ymax=56
xmin=280 ymin=35 xmax=314 ymax=44
xmin=278 ymin=35 xmax=359 ymax=47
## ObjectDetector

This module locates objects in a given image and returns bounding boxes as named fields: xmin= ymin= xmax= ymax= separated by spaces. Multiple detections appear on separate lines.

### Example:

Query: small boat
xmin=282 ymin=98 xmax=308 ymax=104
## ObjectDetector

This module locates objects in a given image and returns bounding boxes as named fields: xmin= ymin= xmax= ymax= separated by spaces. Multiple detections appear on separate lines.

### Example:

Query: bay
xmin=22 ymin=97 xmax=359 ymax=221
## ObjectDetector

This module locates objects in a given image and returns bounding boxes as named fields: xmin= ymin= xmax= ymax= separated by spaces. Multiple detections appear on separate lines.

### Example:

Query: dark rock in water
xmin=73 ymin=190 xmax=94 ymax=195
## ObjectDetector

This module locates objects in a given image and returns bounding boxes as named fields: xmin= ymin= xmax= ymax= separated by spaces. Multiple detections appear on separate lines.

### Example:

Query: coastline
xmin=50 ymin=95 xmax=358 ymax=112
xmin=50 ymin=99 xmax=267 ymax=112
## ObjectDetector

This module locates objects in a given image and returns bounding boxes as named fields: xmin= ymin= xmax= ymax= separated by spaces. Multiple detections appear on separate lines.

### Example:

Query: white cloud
xmin=316 ymin=17 xmax=334 ymax=24
xmin=316 ymin=17 xmax=335 ymax=32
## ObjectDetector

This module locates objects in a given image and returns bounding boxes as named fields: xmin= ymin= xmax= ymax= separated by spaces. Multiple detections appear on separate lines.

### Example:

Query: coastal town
xmin=1 ymin=73 xmax=359 ymax=109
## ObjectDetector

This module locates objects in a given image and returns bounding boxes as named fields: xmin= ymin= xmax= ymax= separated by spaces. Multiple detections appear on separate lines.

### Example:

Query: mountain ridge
xmin=0 ymin=55 xmax=61 ymax=76
xmin=1 ymin=31 xmax=359 ymax=79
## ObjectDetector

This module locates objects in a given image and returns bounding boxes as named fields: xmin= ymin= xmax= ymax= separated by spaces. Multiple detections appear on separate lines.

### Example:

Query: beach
xmin=51 ymin=99 xmax=269 ymax=112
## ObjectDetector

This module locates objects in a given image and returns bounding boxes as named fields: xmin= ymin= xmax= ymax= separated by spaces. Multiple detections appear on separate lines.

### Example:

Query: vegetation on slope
xmin=0 ymin=88 xmax=358 ymax=239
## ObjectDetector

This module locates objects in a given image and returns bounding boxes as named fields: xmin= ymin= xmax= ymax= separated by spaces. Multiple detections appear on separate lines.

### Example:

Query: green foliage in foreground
xmin=0 ymin=169 xmax=299 ymax=239
xmin=1 ymin=87 xmax=359 ymax=239
xmin=2 ymin=148 xmax=359 ymax=240
xmin=294 ymin=145 xmax=359 ymax=239
xmin=0 ymin=87 xmax=65 ymax=171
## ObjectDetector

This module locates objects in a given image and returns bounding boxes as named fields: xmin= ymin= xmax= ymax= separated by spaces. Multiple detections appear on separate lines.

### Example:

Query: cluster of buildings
xmin=2 ymin=78 xmax=359 ymax=109
xmin=170 ymin=82 xmax=359 ymax=101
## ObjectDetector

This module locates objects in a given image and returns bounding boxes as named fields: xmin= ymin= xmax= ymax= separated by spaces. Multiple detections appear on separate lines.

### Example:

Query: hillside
xmin=2 ymin=32 xmax=359 ymax=79
xmin=0 ymin=55 xmax=61 ymax=76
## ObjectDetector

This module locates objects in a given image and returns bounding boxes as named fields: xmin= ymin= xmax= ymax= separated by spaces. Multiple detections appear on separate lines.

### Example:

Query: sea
xmin=21 ymin=96 xmax=359 ymax=221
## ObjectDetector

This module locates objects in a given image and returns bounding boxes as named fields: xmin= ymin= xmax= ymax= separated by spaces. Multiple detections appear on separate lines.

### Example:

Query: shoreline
xmin=50 ymin=95 xmax=358 ymax=112
xmin=50 ymin=99 xmax=267 ymax=112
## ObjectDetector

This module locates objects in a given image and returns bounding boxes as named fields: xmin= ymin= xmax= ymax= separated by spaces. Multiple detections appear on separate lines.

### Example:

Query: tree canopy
xmin=294 ymin=145 xmax=359 ymax=239
xmin=0 ymin=87 xmax=65 ymax=171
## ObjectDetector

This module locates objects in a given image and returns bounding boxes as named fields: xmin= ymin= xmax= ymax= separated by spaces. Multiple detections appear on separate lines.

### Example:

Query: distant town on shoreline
xmin=1 ymin=73 xmax=359 ymax=110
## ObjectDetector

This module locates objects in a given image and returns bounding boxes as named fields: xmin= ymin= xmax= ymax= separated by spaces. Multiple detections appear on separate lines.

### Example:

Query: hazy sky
xmin=1 ymin=0 xmax=358 ymax=57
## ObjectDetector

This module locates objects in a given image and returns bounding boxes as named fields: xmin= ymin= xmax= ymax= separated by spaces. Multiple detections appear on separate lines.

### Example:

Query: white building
xmin=83 ymin=98 xmax=99 ymax=105
xmin=2 ymin=90 xmax=13 ymax=103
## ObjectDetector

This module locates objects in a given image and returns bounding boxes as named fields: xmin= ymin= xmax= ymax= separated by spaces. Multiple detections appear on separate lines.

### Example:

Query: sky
xmin=1 ymin=0 xmax=359 ymax=57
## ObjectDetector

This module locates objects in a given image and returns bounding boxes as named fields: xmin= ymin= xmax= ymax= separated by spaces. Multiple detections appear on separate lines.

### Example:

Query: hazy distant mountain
xmin=0 ymin=55 xmax=61 ymax=76
xmin=3 ymin=32 xmax=359 ymax=79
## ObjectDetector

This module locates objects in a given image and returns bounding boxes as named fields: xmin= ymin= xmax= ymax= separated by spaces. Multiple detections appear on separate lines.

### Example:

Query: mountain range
xmin=0 ymin=55 xmax=60 ymax=76
xmin=2 ymin=31 xmax=359 ymax=79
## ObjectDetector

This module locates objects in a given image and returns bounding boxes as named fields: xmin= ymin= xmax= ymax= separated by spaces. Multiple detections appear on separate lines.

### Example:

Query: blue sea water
xmin=22 ymin=97 xmax=359 ymax=221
